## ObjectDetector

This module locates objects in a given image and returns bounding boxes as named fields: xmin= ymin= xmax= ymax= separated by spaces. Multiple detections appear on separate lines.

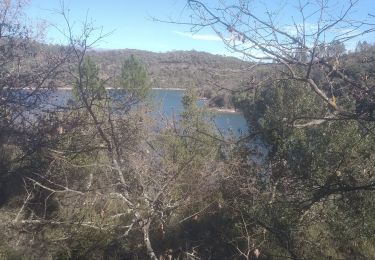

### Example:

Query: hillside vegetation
xmin=89 ymin=49 xmax=251 ymax=91
xmin=1 ymin=1 xmax=375 ymax=259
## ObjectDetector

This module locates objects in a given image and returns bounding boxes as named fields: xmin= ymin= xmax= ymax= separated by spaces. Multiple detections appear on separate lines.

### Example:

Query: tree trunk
xmin=142 ymin=221 xmax=157 ymax=260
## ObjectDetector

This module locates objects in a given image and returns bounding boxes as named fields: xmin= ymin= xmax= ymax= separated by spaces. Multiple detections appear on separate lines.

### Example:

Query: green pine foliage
xmin=231 ymin=79 xmax=375 ymax=259
xmin=118 ymin=54 xmax=151 ymax=100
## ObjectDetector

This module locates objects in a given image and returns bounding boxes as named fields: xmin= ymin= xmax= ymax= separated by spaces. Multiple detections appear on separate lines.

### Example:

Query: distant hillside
xmin=88 ymin=49 xmax=253 ymax=91
xmin=38 ymin=43 xmax=375 ymax=109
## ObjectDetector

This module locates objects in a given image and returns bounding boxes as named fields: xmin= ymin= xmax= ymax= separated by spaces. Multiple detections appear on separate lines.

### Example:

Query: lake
xmin=150 ymin=89 xmax=248 ymax=137
xmin=37 ymin=88 xmax=248 ymax=137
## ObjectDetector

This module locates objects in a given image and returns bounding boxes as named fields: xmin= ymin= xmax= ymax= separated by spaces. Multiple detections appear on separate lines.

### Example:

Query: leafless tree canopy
xmin=168 ymin=0 xmax=375 ymax=123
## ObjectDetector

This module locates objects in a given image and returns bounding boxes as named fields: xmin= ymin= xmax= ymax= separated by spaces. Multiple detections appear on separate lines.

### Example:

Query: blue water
xmin=37 ymin=88 xmax=248 ymax=137
xmin=151 ymin=89 xmax=185 ymax=117
xmin=150 ymin=89 xmax=248 ymax=137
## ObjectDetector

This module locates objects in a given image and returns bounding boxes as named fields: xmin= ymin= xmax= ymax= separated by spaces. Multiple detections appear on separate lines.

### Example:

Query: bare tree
xmin=164 ymin=0 xmax=375 ymax=124
xmin=4 ymin=5 xmax=223 ymax=259
xmin=150 ymin=1 xmax=375 ymax=258
xmin=0 ymin=0 xmax=69 ymax=204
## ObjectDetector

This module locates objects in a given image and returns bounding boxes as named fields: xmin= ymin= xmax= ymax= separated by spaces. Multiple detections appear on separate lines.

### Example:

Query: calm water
xmin=41 ymin=88 xmax=248 ymax=137
xmin=150 ymin=89 xmax=248 ymax=137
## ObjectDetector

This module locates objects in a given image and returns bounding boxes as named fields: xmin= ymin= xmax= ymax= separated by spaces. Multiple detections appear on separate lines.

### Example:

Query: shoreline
xmin=46 ymin=87 xmax=242 ymax=114
xmin=55 ymin=87 xmax=186 ymax=91
xmin=153 ymin=87 xmax=242 ymax=113
xmin=152 ymin=87 xmax=185 ymax=91
xmin=208 ymin=107 xmax=242 ymax=114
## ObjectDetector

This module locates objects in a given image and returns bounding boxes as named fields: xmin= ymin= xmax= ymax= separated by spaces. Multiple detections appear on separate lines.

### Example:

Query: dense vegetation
xmin=89 ymin=49 xmax=249 ymax=91
xmin=1 ymin=0 xmax=375 ymax=259
xmin=85 ymin=49 xmax=252 ymax=109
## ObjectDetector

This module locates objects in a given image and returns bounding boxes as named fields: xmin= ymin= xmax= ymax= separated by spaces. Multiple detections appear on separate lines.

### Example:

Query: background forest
xmin=1 ymin=0 xmax=375 ymax=259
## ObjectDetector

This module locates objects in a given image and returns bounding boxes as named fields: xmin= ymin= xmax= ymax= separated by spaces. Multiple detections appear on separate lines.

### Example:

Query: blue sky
xmin=25 ymin=0 xmax=375 ymax=56
xmin=25 ymin=0 xmax=232 ymax=55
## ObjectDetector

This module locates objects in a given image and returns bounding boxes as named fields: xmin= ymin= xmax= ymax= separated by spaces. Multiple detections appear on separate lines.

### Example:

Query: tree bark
xmin=142 ymin=221 xmax=157 ymax=260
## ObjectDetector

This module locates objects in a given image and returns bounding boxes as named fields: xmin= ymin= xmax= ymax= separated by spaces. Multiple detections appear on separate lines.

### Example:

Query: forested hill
xmin=88 ymin=49 xmax=253 ymax=90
